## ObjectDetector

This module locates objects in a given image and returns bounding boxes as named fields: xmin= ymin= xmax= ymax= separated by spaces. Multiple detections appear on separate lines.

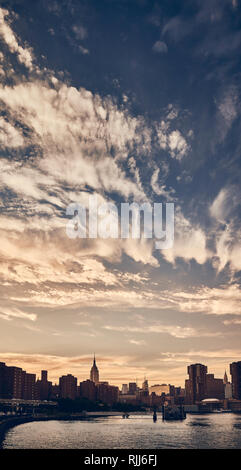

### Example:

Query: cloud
xmin=151 ymin=167 xmax=175 ymax=200
xmin=215 ymin=226 xmax=241 ymax=273
xmin=216 ymin=86 xmax=239 ymax=140
xmin=218 ymin=87 xmax=238 ymax=124
xmin=152 ymin=40 xmax=168 ymax=53
xmin=0 ymin=117 xmax=24 ymax=147
xmin=78 ymin=44 xmax=89 ymax=55
xmin=14 ymin=285 xmax=158 ymax=309
xmin=72 ymin=24 xmax=88 ymax=40
xmin=129 ymin=339 xmax=146 ymax=346
xmin=162 ymin=209 xmax=209 ymax=265
xmin=160 ymin=348 xmax=241 ymax=380
xmin=162 ymin=16 xmax=193 ymax=42
xmin=155 ymin=120 xmax=169 ymax=150
xmin=168 ymin=130 xmax=189 ymax=160
xmin=162 ymin=349 xmax=241 ymax=360
xmin=223 ymin=318 xmax=241 ymax=325
xmin=210 ymin=188 xmax=230 ymax=222
xmin=103 ymin=323 xmax=219 ymax=339
xmin=0 ymin=8 xmax=34 ymax=70
xmin=0 ymin=82 xmax=150 ymax=200
xmin=155 ymin=120 xmax=190 ymax=160
xmin=0 ymin=307 xmax=36 ymax=322
xmin=173 ymin=283 xmax=241 ymax=315
xmin=122 ymin=238 xmax=158 ymax=267
xmin=209 ymin=187 xmax=241 ymax=272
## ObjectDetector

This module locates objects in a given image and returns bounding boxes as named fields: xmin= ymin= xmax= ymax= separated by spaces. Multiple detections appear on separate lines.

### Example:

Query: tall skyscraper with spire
xmin=224 ymin=370 xmax=228 ymax=384
xmin=142 ymin=377 xmax=148 ymax=392
xmin=90 ymin=354 xmax=99 ymax=384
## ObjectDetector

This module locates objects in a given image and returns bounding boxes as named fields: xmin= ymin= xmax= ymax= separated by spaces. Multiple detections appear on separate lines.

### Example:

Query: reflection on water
xmin=2 ymin=413 xmax=241 ymax=449
xmin=189 ymin=422 xmax=210 ymax=427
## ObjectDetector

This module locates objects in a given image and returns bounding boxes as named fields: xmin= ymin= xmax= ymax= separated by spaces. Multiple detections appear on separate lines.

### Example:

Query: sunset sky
xmin=0 ymin=0 xmax=241 ymax=388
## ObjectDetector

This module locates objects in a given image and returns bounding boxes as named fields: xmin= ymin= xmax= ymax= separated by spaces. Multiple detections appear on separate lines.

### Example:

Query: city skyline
xmin=0 ymin=1 xmax=241 ymax=388
xmin=0 ymin=354 xmax=233 ymax=389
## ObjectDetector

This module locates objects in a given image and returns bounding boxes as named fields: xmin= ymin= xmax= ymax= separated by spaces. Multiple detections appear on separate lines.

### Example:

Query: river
xmin=2 ymin=413 xmax=241 ymax=449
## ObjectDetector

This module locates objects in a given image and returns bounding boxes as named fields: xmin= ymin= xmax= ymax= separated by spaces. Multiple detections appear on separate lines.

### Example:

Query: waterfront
xmin=2 ymin=413 xmax=241 ymax=449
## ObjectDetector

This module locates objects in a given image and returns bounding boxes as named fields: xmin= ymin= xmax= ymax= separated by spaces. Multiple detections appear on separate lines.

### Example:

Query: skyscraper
xmin=224 ymin=370 xmax=228 ymax=385
xmin=223 ymin=369 xmax=232 ymax=399
xmin=90 ymin=354 xmax=99 ymax=384
xmin=22 ymin=372 xmax=36 ymax=400
xmin=5 ymin=366 xmax=23 ymax=399
xmin=142 ymin=378 xmax=148 ymax=392
xmin=35 ymin=369 xmax=52 ymax=400
xmin=121 ymin=384 xmax=128 ymax=394
xmin=230 ymin=361 xmax=241 ymax=400
xmin=185 ymin=363 xmax=207 ymax=404
xmin=129 ymin=382 xmax=137 ymax=395
xmin=41 ymin=370 xmax=48 ymax=382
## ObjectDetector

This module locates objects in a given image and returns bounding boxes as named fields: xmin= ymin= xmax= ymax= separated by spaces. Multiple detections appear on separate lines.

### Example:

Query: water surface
xmin=2 ymin=413 xmax=241 ymax=449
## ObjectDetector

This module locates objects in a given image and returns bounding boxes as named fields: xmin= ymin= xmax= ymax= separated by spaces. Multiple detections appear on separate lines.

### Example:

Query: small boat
xmin=162 ymin=405 xmax=186 ymax=421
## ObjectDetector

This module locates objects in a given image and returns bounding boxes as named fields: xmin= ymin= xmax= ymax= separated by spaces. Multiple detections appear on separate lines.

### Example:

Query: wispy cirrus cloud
xmin=173 ymin=284 xmax=241 ymax=315
xmin=0 ymin=8 xmax=34 ymax=70
xmin=103 ymin=323 xmax=221 ymax=339
xmin=0 ymin=307 xmax=36 ymax=322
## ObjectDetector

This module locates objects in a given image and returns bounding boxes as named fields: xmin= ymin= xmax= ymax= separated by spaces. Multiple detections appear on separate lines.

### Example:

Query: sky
xmin=0 ymin=0 xmax=241 ymax=388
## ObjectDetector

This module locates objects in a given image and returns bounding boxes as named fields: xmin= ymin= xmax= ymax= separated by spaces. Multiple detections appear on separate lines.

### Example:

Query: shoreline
xmin=0 ymin=414 xmax=97 ymax=448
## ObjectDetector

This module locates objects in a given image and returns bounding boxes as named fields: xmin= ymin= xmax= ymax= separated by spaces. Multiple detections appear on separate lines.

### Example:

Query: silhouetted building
xmin=41 ymin=370 xmax=48 ymax=382
xmin=137 ymin=378 xmax=149 ymax=405
xmin=137 ymin=388 xmax=150 ymax=405
xmin=185 ymin=363 xmax=207 ymax=404
xmin=59 ymin=374 xmax=77 ymax=400
xmin=79 ymin=379 xmax=96 ymax=401
xmin=173 ymin=387 xmax=185 ymax=405
xmin=5 ymin=366 xmax=23 ymax=399
xmin=149 ymin=384 xmax=175 ymax=396
xmin=51 ymin=384 xmax=60 ymax=399
xmin=22 ymin=372 xmax=36 ymax=400
xmin=90 ymin=354 xmax=99 ymax=384
xmin=224 ymin=370 xmax=228 ymax=385
xmin=150 ymin=392 xmax=165 ymax=408
xmin=206 ymin=374 xmax=224 ymax=400
xmin=142 ymin=378 xmax=149 ymax=392
xmin=0 ymin=362 xmax=7 ymax=398
xmin=0 ymin=363 xmax=36 ymax=400
xmin=118 ymin=394 xmax=138 ymax=405
xmin=121 ymin=384 xmax=128 ymax=394
xmin=129 ymin=382 xmax=137 ymax=395
xmin=230 ymin=361 xmax=241 ymax=400
xmin=225 ymin=382 xmax=232 ymax=399
xmin=35 ymin=370 xmax=52 ymax=400
xmin=96 ymin=382 xmax=119 ymax=405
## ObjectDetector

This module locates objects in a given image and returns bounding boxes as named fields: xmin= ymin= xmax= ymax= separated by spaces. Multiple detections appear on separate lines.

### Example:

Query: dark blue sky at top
xmin=3 ymin=0 xmax=241 ymax=218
